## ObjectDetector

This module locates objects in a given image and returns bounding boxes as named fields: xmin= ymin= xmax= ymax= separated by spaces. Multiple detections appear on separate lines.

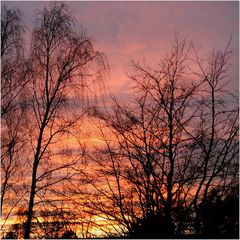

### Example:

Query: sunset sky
xmin=1 ymin=1 xmax=239 ymax=238
xmin=3 ymin=1 xmax=239 ymax=97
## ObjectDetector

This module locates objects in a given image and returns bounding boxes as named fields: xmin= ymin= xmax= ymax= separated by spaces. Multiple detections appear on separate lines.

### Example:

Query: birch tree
xmin=24 ymin=3 xmax=107 ymax=238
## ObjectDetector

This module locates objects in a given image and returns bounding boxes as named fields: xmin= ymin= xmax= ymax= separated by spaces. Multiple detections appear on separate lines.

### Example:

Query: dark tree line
xmin=1 ymin=3 xmax=239 ymax=239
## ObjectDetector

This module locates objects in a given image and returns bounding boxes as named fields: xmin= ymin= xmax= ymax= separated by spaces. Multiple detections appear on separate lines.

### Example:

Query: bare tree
xmin=79 ymin=35 xmax=238 ymax=238
xmin=23 ymin=3 xmax=107 ymax=238
xmin=188 ymin=41 xmax=239 ymax=237
xmin=1 ymin=5 xmax=29 ymax=229
xmin=75 ymin=36 xmax=196 ymax=237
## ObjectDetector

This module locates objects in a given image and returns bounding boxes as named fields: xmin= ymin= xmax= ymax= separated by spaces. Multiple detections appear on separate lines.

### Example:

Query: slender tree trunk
xmin=1 ymin=175 xmax=8 ymax=212
xmin=24 ymin=125 xmax=45 ymax=239
xmin=24 ymin=164 xmax=38 ymax=239
xmin=165 ymin=79 xmax=175 ymax=237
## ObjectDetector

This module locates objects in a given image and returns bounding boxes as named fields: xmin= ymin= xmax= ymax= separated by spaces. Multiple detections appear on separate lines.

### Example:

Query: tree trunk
xmin=24 ymin=126 xmax=45 ymax=239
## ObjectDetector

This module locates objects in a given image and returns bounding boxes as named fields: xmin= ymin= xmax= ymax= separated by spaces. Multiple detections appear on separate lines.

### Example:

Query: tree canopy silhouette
xmin=1 ymin=3 xmax=238 ymax=239
xmin=76 ymin=35 xmax=239 ymax=238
